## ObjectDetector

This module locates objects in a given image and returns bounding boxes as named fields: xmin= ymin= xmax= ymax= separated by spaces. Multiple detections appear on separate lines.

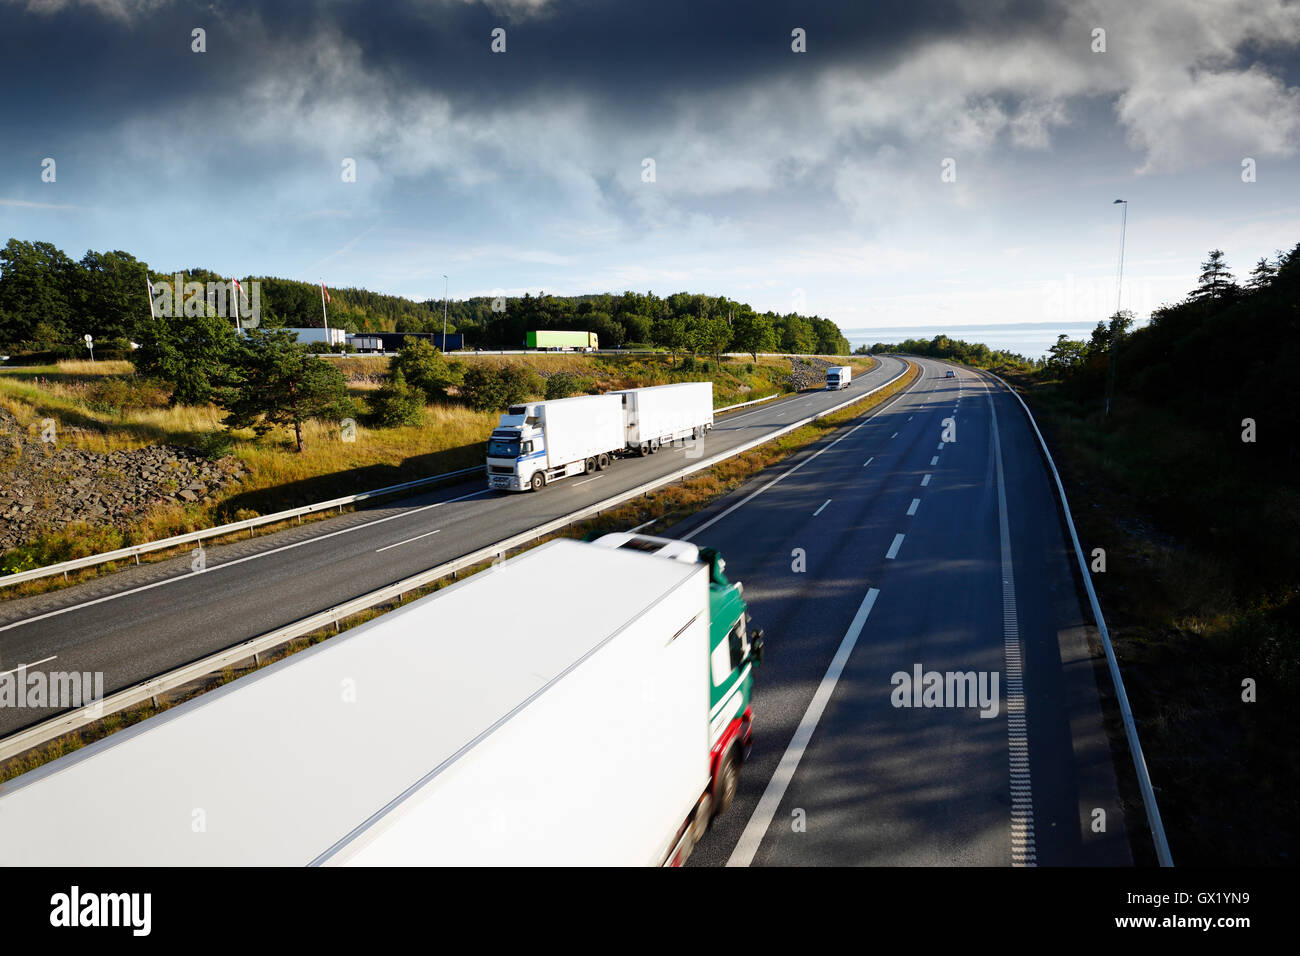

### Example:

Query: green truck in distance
xmin=525 ymin=330 xmax=599 ymax=351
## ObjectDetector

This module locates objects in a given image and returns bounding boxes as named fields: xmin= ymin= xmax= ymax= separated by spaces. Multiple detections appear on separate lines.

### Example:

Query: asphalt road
xmin=674 ymin=358 xmax=1132 ymax=866
xmin=0 ymin=356 xmax=906 ymax=737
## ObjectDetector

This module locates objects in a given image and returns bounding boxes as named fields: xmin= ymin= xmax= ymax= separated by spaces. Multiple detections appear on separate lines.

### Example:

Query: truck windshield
xmin=488 ymin=439 xmax=521 ymax=458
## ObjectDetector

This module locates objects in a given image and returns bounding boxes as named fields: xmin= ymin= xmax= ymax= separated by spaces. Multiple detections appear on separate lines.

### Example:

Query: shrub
xmin=460 ymin=364 xmax=543 ymax=411
xmin=545 ymin=372 xmax=582 ymax=400
xmin=369 ymin=368 xmax=424 ymax=427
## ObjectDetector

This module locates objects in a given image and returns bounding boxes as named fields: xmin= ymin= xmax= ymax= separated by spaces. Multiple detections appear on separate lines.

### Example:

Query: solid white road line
xmin=921 ymin=474 xmax=932 ymax=486
xmin=930 ymin=455 xmax=939 ymax=466
xmin=988 ymin=383 xmax=1038 ymax=866
xmin=907 ymin=498 xmax=920 ymax=516
xmin=375 ymin=529 xmax=441 ymax=553
xmin=813 ymin=499 xmax=831 ymax=516
xmin=885 ymin=533 xmax=905 ymax=559
xmin=572 ymin=475 xmax=602 ymax=486
xmin=0 ymin=655 xmax=57 ymax=677
xmin=0 ymin=489 xmax=494 ymax=634
xmin=727 ymin=587 xmax=880 ymax=867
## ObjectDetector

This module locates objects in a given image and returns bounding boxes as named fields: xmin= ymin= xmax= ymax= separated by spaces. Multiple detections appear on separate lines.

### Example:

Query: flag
xmin=321 ymin=282 xmax=331 ymax=304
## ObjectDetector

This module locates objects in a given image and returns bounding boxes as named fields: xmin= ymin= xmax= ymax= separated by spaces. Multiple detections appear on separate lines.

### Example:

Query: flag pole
xmin=146 ymin=277 xmax=156 ymax=320
xmin=320 ymin=280 xmax=330 ymax=342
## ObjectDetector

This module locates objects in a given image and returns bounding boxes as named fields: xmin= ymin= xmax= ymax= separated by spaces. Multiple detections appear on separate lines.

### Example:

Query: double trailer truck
xmin=487 ymin=382 xmax=714 ymax=492
xmin=525 ymin=330 xmax=599 ymax=351
xmin=826 ymin=365 xmax=852 ymax=390
xmin=0 ymin=535 xmax=762 ymax=866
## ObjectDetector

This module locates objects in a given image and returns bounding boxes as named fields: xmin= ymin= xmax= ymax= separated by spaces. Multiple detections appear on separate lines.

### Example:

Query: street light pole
xmin=442 ymin=274 xmax=449 ymax=351
xmin=1106 ymin=199 xmax=1127 ymax=417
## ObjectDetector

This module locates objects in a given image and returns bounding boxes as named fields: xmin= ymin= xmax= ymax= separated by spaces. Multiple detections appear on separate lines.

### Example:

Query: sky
xmin=2 ymin=0 xmax=1298 ymax=356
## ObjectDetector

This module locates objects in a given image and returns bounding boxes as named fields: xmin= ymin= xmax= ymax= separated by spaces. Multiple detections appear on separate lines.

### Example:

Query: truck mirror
xmin=747 ymin=630 xmax=765 ymax=665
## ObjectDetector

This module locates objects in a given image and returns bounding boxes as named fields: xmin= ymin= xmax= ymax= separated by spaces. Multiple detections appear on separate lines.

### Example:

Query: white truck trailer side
xmin=0 ymin=536 xmax=761 ymax=866
xmin=487 ymin=393 xmax=626 ymax=492
xmin=826 ymin=365 xmax=852 ymax=390
xmin=616 ymin=382 xmax=714 ymax=455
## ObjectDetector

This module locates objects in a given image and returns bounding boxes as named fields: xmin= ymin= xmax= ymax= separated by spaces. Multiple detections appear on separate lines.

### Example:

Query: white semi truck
xmin=0 ymin=535 xmax=762 ymax=866
xmin=487 ymin=383 xmax=715 ymax=492
xmin=826 ymin=365 xmax=852 ymax=390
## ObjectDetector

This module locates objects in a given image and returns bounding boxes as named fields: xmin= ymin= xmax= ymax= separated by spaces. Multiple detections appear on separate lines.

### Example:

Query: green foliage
xmin=392 ymin=337 xmax=463 ymax=402
xmin=544 ymin=371 xmax=582 ymax=400
xmin=460 ymin=363 xmax=544 ymax=411
xmin=869 ymin=333 xmax=1033 ymax=370
xmin=369 ymin=367 xmax=424 ymax=427
xmin=132 ymin=309 xmax=243 ymax=406
xmin=732 ymin=312 xmax=775 ymax=359
xmin=216 ymin=328 xmax=357 ymax=452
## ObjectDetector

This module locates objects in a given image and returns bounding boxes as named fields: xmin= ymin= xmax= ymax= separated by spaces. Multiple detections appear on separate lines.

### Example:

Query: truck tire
xmin=715 ymin=746 xmax=741 ymax=816
xmin=530 ymin=472 xmax=546 ymax=492
xmin=585 ymin=457 xmax=597 ymax=474
xmin=597 ymin=452 xmax=610 ymax=470
xmin=648 ymin=439 xmax=659 ymax=454
xmin=690 ymin=791 xmax=714 ymax=844
xmin=639 ymin=441 xmax=651 ymax=456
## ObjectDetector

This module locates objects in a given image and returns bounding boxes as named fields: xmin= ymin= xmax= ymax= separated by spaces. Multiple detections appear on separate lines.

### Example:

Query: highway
xmin=671 ymin=358 xmax=1132 ymax=866
xmin=0 ymin=356 xmax=907 ymax=738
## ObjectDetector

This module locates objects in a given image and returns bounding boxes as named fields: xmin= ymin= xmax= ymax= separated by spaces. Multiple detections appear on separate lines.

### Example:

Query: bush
xmin=369 ymin=368 xmax=424 ymax=427
xmin=545 ymin=372 xmax=582 ymax=400
xmin=461 ymin=363 xmax=543 ymax=411
xmin=393 ymin=337 xmax=462 ymax=402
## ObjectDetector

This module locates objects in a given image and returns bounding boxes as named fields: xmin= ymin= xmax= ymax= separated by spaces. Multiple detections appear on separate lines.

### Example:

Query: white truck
xmin=487 ymin=383 xmax=715 ymax=492
xmin=0 ymin=535 xmax=762 ymax=866
xmin=615 ymin=382 xmax=714 ymax=456
xmin=826 ymin=365 xmax=852 ymax=390
xmin=487 ymin=393 xmax=626 ymax=492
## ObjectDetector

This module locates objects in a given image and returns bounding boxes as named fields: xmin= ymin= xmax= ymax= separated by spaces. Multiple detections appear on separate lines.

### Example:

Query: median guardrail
xmin=0 ymin=361 xmax=915 ymax=763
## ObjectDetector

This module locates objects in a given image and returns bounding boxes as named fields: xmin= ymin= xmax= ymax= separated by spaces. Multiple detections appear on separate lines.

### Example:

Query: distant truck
xmin=526 ymin=330 xmax=599 ymax=351
xmin=349 ymin=331 xmax=463 ymax=353
xmin=487 ymin=383 xmax=714 ymax=491
xmin=826 ymin=365 xmax=852 ymax=390
xmin=0 ymin=534 xmax=762 ymax=866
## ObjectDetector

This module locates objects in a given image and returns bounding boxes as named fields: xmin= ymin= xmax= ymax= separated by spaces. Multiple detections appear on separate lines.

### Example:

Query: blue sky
xmin=3 ymin=0 xmax=1298 ymax=356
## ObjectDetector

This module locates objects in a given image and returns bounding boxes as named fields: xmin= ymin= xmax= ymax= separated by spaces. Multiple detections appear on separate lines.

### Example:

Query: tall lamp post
xmin=1105 ymin=198 xmax=1127 ymax=417
xmin=442 ymin=274 xmax=449 ymax=350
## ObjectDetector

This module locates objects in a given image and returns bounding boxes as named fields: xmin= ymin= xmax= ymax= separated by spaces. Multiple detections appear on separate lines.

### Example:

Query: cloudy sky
xmin=3 ymin=0 xmax=1298 ymax=353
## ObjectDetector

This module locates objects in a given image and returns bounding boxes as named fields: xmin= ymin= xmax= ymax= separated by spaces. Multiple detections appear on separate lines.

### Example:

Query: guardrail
xmin=1 ymin=390 xmax=800 ymax=589
xmin=0 ymin=362 xmax=916 ymax=763
xmin=985 ymin=369 xmax=1173 ymax=867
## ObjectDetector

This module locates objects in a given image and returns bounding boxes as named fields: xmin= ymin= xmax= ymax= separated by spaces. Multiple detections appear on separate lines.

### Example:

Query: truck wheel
xmin=648 ymin=439 xmax=659 ymax=454
xmin=715 ymin=746 xmax=741 ymax=816
xmin=597 ymin=452 xmax=610 ymax=470
xmin=530 ymin=472 xmax=546 ymax=492
xmin=692 ymin=426 xmax=700 ymax=440
xmin=639 ymin=442 xmax=651 ymax=456
xmin=690 ymin=791 xmax=714 ymax=844
xmin=585 ymin=457 xmax=597 ymax=474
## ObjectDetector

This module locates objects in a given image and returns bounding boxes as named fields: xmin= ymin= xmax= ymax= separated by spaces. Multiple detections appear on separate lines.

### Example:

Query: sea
xmin=841 ymin=321 xmax=1135 ymax=360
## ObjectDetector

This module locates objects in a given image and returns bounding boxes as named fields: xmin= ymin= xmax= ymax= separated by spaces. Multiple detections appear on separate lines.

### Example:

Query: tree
xmin=1248 ymin=256 xmax=1278 ymax=291
xmin=460 ymin=364 xmax=544 ymax=411
xmin=1191 ymin=249 xmax=1238 ymax=302
xmin=731 ymin=312 xmax=774 ymax=360
xmin=77 ymin=250 xmax=149 ymax=344
xmin=1045 ymin=334 xmax=1089 ymax=374
xmin=217 ymin=329 xmax=357 ymax=452
xmin=133 ymin=309 xmax=243 ymax=405
xmin=698 ymin=315 xmax=732 ymax=364
xmin=651 ymin=314 xmax=689 ymax=365
xmin=369 ymin=367 xmax=423 ymax=427
xmin=392 ymin=337 xmax=462 ymax=402
xmin=779 ymin=314 xmax=816 ymax=354
xmin=0 ymin=239 xmax=77 ymax=348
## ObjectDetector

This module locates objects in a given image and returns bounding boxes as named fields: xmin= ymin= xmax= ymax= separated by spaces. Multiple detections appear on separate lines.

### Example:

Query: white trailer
xmin=487 ymin=394 xmax=625 ymax=492
xmin=285 ymin=327 xmax=348 ymax=346
xmin=826 ymin=365 xmax=852 ymax=390
xmin=0 ymin=537 xmax=760 ymax=866
xmin=616 ymin=382 xmax=713 ymax=455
